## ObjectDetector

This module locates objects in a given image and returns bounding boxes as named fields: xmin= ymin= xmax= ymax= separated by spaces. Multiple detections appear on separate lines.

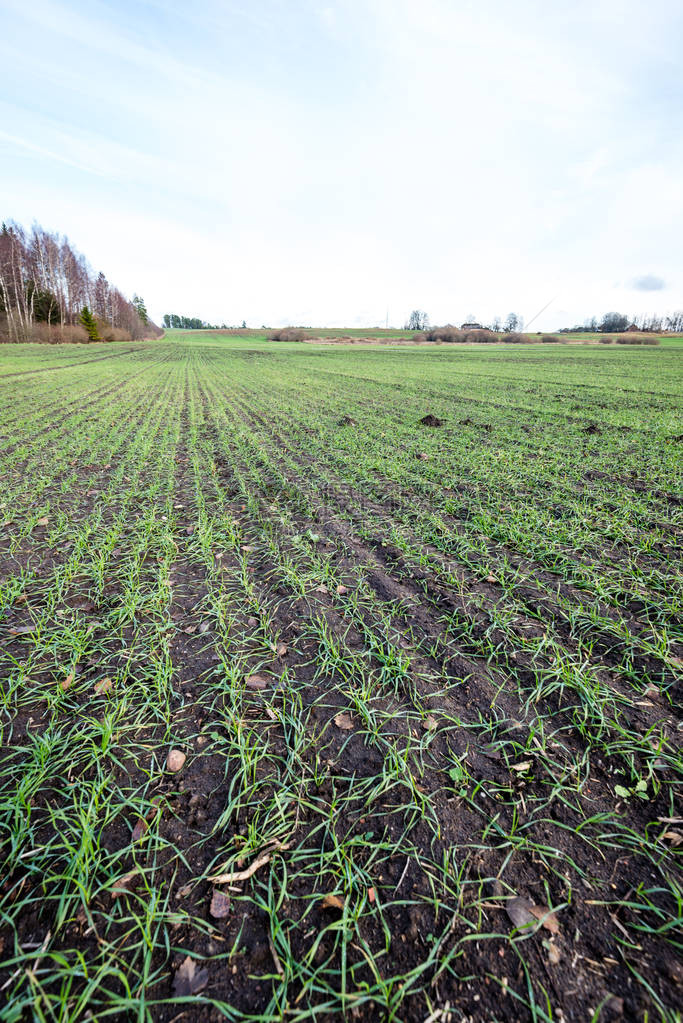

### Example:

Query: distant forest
xmin=0 ymin=220 xmax=162 ymax=343
xmin=163 ymin=314 xmax=246 ymax=330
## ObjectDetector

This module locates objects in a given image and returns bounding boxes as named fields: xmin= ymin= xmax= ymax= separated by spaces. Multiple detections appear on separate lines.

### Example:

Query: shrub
xmin=599 ymin=337 xmax=613 ymax=344
xmin=541 ymin=334 xmax=562 ymax=343
xmin=426 ymin=326 xmax=464 ymax=343
xmin=501 ymin=331 xmax=528 ymax=343
xmin=616 ymin=335 xmax=660 ymax=346
xmin=54 ymin=325 xmax=89 ymax=344
xmin=268 ymin=328 xmax=306 ymax=342
xmin=98 ymin=323 xmax=132 ymax=342
xmin=463 ymin=328 xmax=497 ymax=343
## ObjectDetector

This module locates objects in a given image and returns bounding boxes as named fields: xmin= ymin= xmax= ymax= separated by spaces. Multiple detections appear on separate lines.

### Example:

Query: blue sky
xmin=1 ymin=0 xmax=681 ymax=329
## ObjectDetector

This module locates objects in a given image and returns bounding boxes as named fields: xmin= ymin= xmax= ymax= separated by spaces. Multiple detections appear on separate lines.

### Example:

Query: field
xmin=0 ymin=334 xmax=681 ymax=1022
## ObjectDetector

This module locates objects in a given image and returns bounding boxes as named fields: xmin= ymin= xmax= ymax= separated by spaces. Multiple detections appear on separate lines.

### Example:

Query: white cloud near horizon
xmin=1 ymin=0 xmax=681 ymax=329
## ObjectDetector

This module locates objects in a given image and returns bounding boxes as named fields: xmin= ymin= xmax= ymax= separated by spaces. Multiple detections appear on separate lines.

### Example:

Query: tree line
xmin=162 ymin=314 xmax=247 ymax=330
xmin=405 ymin=309 xmax=683 ymax=335
xmin=405 ymin=310 xmax=523 ymax=332
xmin=0 ymin=220 xmax=161 ymax=343
xmin=562 ymin=311 xmax=683 ymax=333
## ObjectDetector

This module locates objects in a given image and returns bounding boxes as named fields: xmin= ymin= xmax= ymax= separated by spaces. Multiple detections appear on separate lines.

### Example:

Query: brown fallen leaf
xmin=94 ymin=677 xmax=113 ymax=695
xmin=60 ymin=672 xmax=75 ymax=691
xmin=661 ymin=830 xmax=683 ymax=846
xmin=199 ymin=621 xmax=210 ymax=634
xmin=315 ymin=584 xmax=329 ymax=594
xmin=185 ymin=525 xmax=195 ymax=536
xmin=547 ymin=941 xmax=562 ymax=965
xmin=210 ymin=889 xmax=231 ymax=918
xmin=336 ymin=584 xmax=348 ymax=595
xmin=506 ymin=896 xmax=538 ymax=932
xmin=367 ymin=887 xmax=376 ymax=904
xmin=265 ymin=707 xmax=278 ymax=721
xmin=172 ymin=955 xmax=209 ymax=997
xmin=334 ymin=712 xmax=353 ymax=730
xmin=131 ymin=817 xmax=148 ymax=843
xmin=422 ymin=715 xmax=437 ymax=731
xmin=111 ymin=868 xmax=139 ymax=898
xmin=529 ymin=904 xmax=560 ymax=934
xmin=9 ymin=625 xmax=36 ymax=636
xmin=486 ymin=574 xmax=497 ymax=584
xmin=643 ymin=684 xmax=660 ymax=699
xmin=276 ymin=643 xmax=288 ymax=657
xmin=510 ymin=761 xmax=532 ymax=773
xmin=36 ymin=516 xmax=49 ymax=526
xmin=245 ymin=674 xmax=268 ymax=690
xmin=322 ymin=893 xmax=345 ymax=910
xmin=184 ymin=625 xmax=197 ymax=634
xmin=166 ymin=749 xmax=187 ymax=772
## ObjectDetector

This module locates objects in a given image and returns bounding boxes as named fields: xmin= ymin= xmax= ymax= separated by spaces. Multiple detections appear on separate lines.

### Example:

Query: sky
xmin=1 ymin=0 xmax=681 ymax=330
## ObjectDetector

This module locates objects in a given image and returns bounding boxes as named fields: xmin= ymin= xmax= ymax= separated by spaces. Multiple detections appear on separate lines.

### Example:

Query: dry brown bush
xmin=99 ymin=323 xmax=132 ymax=342
xmin=268 ymin=328 xmax=306 ymax=342
xmin=616 ymin=334 xmax=660 ymax=345
xmin=53 ymin=325 xmax=90 ymax=344
xmin=501 ymin=331 xmax=528 ymax=343
xmin=426 ymin=326 xmax=464 ymax=342
xmin=463 ymin=328 xmax=497 ymax=343
xmin=540 ymin=334 xmax=562 ymax=343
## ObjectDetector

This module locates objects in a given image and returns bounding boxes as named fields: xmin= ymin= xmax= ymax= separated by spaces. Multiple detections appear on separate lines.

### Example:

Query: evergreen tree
xmin=80 ymin=306 xmax=101 ymax=341
xmin=132 ymin=294 xmax=149 ymax=324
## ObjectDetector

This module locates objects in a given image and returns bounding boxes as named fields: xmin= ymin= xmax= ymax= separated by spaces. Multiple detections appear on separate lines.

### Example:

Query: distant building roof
xmin=461 ymin=321 xmax=483 ymax=329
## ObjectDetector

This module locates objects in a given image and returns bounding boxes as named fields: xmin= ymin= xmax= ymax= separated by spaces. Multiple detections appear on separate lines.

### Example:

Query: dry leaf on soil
xmin=336 ymin=584 xmax=348 ymax=595
xmin=506 ymin=897 xmax=538 ymax=931
xmin=422 ymin=715 xmax=437 ymax=731
xmin=172 ymin=955 xmax=209 ymax=997
xmin=94 ymin=677 xmax=113 ymax=695
xmin=111 ymin=869 xmax=139 ymax=898
xmin=60 ymin=672 xmax=75 ymax=691
xmin=245 ymin=674 xmax=268 ymax=690
xmin=334 ymin=712 xmax=353 ymax=730
xmin=210 ymin=889 xmax=231 ymax=918
xmin=547 ymin=942 xmax=562 ymax=965
xmin=199 ymin=621 xmax=210 ymax=634
xmin=315 ymin=584 xmax=329 ymax=594
xmin=529 ymin=904 xmax=560 ymax=934
xmin=166 ymin=749 xmax=186 ymax=772
xmin=322 ymin=893 xmax=345 ymax=910
xmin=131 ymin=818 xmax=148 ymax=843
xmin=276 ymin=643 xmax=288 ymax=657
xmin=36 ymin=516 xmax=49 ymax=526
